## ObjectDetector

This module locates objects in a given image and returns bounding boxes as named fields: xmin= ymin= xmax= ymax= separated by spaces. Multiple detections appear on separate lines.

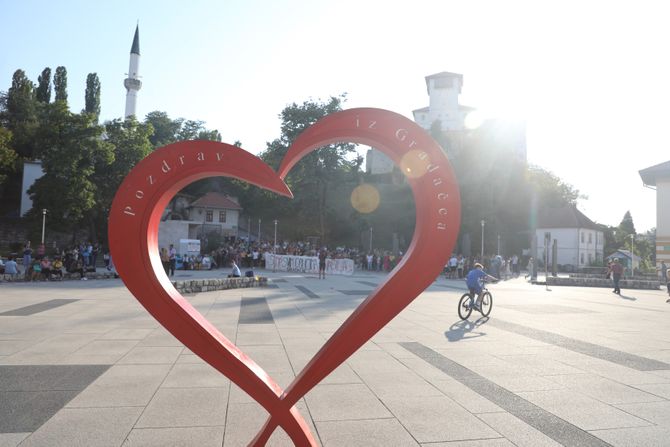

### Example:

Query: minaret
xmin=124 ymin=25 xmax=141 ymax=118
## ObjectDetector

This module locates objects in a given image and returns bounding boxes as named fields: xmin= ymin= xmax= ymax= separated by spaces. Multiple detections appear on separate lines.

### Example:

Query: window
xmin=219 ymin=211 xmax=226 ymax=223
xmin=581 ymin=232 xmax=584 ymax=243
xmin=580 ymin=253 xmax=585 ymax=264
xmin=434 ymin=77 xmax=452 ymax=89
xmin=588 ymin=233 xmax=592 ymax=244
xmin=588 ymin=253 xmax=593 ymax=264
xmin=206 ymin=210 xmax=213 ymax=222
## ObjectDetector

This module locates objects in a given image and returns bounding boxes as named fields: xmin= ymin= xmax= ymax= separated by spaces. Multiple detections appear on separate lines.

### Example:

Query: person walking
xmin=609 ymin=258 xmax=624 ymax=294
xmin=525 ymin=257 xmax=534 ymax=280
xmin=318 ymin=247 xmax=328 ymax=279
xmin=160 ymin=247 xmax=170 ymax=275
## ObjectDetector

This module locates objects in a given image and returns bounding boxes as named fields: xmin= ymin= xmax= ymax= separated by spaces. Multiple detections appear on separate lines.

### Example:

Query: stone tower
xmin=124 ymin=25 xmax=141 ymax=118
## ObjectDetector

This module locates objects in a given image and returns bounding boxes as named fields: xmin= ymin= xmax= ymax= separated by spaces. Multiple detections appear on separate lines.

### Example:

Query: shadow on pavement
xmin=445 ymin=316 xmax=489 ymax=342
xmin=618 ymin=293 xmax=637 ymax=301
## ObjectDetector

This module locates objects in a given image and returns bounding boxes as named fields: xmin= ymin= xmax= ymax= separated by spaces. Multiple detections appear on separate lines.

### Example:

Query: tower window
xmin=434 ymin=77 xmax=452 ymax=89
xmin=206 ymin=210 xmax=213 ymax=222
xmin=219 ymin=211 xmax=226 ymax=223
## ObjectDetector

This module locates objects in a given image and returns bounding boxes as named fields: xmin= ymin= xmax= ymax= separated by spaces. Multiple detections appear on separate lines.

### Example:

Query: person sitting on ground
xmin=51 ymin=257 xmax=64 ymax=280
xmin=40 ymin=257 xmax=52 ymax=281
xmin=228 ymin=260 xmax=241 ymax=278
xmin=3 ymin=256 xmax=18 ymax=276
xmin=30 ymin=259 xmax=42 ymax=281
xmin=465 ymin=263 xmax=498 ymax=310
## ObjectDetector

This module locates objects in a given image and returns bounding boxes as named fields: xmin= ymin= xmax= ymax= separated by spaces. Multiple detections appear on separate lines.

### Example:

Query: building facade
xmin=536 ymin=206 xmax=604 ymax=268
xmin=158 ymin=192 xmax=242 ymax=252
xmin=639 ymin=160 xmax=670 ymax=276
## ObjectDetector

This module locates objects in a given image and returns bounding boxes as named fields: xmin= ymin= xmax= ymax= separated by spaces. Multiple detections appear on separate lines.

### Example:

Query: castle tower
xmin=124 ymin=25 xmax=141 ymax=118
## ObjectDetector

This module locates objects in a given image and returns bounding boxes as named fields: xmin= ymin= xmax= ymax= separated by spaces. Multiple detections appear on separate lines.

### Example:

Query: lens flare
xmin=350 ymin=183 xmax=381 ymax=214
xmin=399 ymin=150 xmax=431 ymax=179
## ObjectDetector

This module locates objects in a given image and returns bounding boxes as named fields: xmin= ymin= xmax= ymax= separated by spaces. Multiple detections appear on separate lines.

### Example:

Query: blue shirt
xmin=466 ymin=268 xmax=487 ymax=289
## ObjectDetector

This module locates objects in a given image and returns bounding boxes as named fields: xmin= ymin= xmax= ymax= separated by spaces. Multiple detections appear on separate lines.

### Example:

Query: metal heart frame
xmin=108 ymin=108 xmax=460 ymax=446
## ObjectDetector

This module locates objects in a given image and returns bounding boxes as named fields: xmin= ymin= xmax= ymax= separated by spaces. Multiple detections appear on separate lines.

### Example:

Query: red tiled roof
xmin=190 ymin=192 xmax=242 ymax=210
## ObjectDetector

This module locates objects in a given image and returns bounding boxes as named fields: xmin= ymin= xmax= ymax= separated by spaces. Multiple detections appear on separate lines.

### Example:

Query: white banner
xmin=264 ymin=254 xmax=354 ymax=276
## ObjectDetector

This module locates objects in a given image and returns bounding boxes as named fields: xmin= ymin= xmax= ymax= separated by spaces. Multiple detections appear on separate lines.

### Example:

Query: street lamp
xmin=273 ymin=219 xmax=278 ymax=273
xmin=273 ymin=220 xmax=278 ymax=254
xmin=258 ymin=218 xmax=261 ymax=243
xmin=480 ymin=220 xmax=485 ymax=260
xmin=497 ymin=234 xmax=501 ymax=255
xmin=630 ymin=233 xmax=635 ymax=275
xmin=41 ymin=209 xmax=47 ymax=244
xmin=369 ymin=226 xmax=373 ymax=253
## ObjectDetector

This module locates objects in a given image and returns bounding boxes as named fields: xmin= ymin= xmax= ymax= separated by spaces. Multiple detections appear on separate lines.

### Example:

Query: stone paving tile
xmin=0 ymin=433 xmax=30 ymax=447
xmin=222 ymin=401 xmax=305 ymax=447
xmin=383 ymin=396 xmax=501 ymax=443
xmin=0 ymin=340 xmax=37 ymax=356
xmin=122 ymin=426 xmax=225 ymax=447
xmin=588 ymin=425 xmax=670 ymax=447
xmin=135 ymin=387 xmax=228 ymax=428
xmin=98 ymin=328 xmax=154 ymax=340
xmin=614 ymin=400 xmax=670 ymax=425
xmin=545 ymin=373 xmax=663 ymax=404
xmin=237 ymin=344 xmax=294 ymax=374
xmin=632 ymin=382 xmax=670 ymax=400
xmin=161 ymin=362 xmax=230 ymax=388
xmin=305 ymin=383 xmax=392 ymax=421
xmin=67 ymin=364 xmax=172 ymax=408
xmin=420 ymin=440 xmax=515 ymax=447
xmin=477 ymin=412 xmax=564 ymax=447
xmin=0 ymin=334 xmax=94 ymax=364
xmin=429 ymin=379 xmax=503 ymax=414
xmin=19 ymin=406 xmax=142 ymax=447
xmin=117 ymin=346 xmax=183 ymax=364
xmin=316 ymin=418 xmax=420 ymax=446
xmin=517 ymin=389 xmax=652 ymax=431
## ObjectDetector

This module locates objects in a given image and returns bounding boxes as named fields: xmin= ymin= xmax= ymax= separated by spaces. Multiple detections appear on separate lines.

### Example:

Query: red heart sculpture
xmin=109 ymin=108 xmax=460 ymax=446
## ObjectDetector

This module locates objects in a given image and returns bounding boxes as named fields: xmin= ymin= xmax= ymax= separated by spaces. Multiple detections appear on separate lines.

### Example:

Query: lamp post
xmin=273 ymin=219 xmax=278 ymax=273
xmin=630 ymin=233 xmax=635 ymax=275
xmin=273 ymin=220 xmax=278 ymax=254
xmin=369 ymin=226 xmax=373 ymax=253
xmin=247 ymin=217 xmax=251 ymax=248
xmin=41 ymin=209 xmax=47 ymax=244
xmin=258 ymin=218 xmax=261 ymax=244
xmin=497 ymin=234 xmax=501 ymax=255
xmin=480 ymin=220 xmax=485 ymax=260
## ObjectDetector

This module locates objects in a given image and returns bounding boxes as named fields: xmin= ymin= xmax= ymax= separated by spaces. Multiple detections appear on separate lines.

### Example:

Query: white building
xmin=639 ymin=160 xmax=670 ymax=275
xmin=536 ymin=206 xmax=604 ymax=268
xmin=158 ymin=192 xmax=242 ymax=251
xmin=412 ymin=71 xmax=470 ymax=132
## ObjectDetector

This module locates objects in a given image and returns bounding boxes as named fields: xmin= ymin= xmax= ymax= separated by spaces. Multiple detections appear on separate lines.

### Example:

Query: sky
xmin=1 ymin=0 xmax=667 ymax=232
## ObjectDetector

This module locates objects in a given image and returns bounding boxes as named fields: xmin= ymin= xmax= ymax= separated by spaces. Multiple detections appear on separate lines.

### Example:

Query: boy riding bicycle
xmin=466 ymin=263 xmax=498 ymax=310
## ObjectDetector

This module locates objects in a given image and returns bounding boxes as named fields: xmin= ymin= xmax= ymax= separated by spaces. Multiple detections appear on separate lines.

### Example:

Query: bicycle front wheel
xmin=458 ymin=293 xmax=473 ymax=320
xmin=480 ymin=291 xmax=493 ymax=317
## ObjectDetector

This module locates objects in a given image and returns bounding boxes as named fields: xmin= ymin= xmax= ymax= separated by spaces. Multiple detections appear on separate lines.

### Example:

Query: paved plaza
xmin=1 ymin=270 xmax=670 ymax=446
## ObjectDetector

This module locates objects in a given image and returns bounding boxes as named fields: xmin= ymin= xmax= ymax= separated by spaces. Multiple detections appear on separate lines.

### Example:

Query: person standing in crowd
xmin=168 ymin=244 xmax=177 ymax=277
xmin=160 ymin=247 xmax=170 ymax=275
xmin=318 ymin=247 xmax=328 ymax=279
xmin=22 ymin=242 xmax=32 ymax=278
xmin=525 ymin=257 xmax=534 ymax=280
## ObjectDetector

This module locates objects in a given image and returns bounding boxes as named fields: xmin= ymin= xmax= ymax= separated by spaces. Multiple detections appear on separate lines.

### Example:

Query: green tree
xmin=618 ymin=210 xmax=636 ymax=235
xmin=86 ymin=117 xmax=153 ymax=241
xmin=53 ymin=66 xmax=68 ymax=103
xmin=35 ymin=67 xmax=52 ymax=103
xmin=1 ymin=69 xmax=37 ymax=158
xmin=28 ymin=101 xmax=112 ymax=233
xmin=144 ymin=111 xmax=182 ymax=147
xmin=84 ymin=73 xmax=101 ymax=121
xmin=258 ymin=95 xmax=358 ymax=243
xmin=0 ymin=127 xmax=17 ymax=192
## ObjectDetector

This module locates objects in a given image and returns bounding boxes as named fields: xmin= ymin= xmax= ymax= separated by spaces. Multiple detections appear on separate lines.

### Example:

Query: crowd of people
xmin=0 ymin=241 xmax=104 ymax=281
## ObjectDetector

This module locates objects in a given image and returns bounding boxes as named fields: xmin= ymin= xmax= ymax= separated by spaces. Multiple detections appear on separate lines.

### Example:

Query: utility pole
xmin=480 ymin=220 xmax=485 ymax=260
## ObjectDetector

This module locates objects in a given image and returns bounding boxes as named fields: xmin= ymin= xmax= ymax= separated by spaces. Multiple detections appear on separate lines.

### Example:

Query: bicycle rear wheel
xmin=458 ymin=293 xmax=473 ymax=320
xmin=480 ymin=291 xmax=493 ymax=317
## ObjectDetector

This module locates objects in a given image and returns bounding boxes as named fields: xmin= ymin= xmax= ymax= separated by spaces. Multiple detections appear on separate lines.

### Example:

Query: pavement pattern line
xmin=294 ymin=285 xmax=320 ymax=299
xmin=337 ymin=290 xmax=373 ymax=296
xmin=356 ymin=281 xmax=379 ymax=287
xmin=0 ymin=299 xmax=79 ymax=316
xmin=237 ymin=297 xmax=274 ymax=324
xmin=487 ymin=319 xmax=670 ymax=371
xmin=400 ymin=342 xmax=612 ymax=447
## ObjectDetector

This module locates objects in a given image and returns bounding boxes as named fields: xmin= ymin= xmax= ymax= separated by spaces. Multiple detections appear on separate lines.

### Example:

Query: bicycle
xmin=458 ymin=282 xmax=494 ymax=320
